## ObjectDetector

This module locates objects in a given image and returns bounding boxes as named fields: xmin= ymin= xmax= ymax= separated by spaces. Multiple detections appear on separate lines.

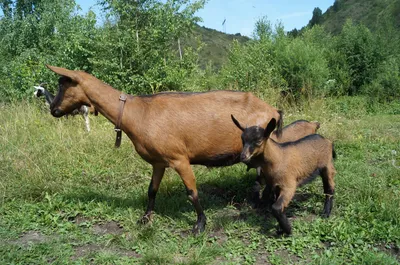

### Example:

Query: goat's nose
xmin=51 ymin=108 xmax=63 ymax=117
xmin=240 ymin=153 xmax=250 ymax=163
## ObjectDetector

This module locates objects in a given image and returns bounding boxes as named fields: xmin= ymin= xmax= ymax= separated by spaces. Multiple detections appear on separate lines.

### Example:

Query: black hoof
xmin=321 ymin=212 xmax=331 ymax=218
xmin=192 ymin=215 xmax=206 ymax=234
xmin=276 ymin=226 xmax=292 ymax=236
xmin=138 ymin=213 xmax=153 ymax=225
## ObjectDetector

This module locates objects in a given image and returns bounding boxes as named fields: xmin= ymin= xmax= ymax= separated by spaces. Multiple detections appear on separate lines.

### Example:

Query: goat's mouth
xmin=240 ymin=153 xmax=253 ymax=163
xmin=51 ymin=108 xmax=65 ymax=118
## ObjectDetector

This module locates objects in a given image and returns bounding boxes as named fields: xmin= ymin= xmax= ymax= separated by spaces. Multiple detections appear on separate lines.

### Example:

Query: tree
xmin=309 ymin=7 xmax=323 ymax=28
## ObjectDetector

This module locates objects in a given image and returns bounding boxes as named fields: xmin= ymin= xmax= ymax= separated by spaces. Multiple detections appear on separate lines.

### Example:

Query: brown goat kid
xmin=232 ymin=116 xmax=336 ymax=235
xmin=253 ymin=120 xmax=321 ymax=206
xmin=46 ymin=65 xmax=283 ymax=234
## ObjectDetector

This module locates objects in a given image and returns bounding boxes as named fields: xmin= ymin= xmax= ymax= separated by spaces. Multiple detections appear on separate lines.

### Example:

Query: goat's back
xmin=271 ymin=120 xmax=320 ymax=143
xmin=271 ymin=134 xmax=334 ymax=182
xmin=131 ymin=91 xmax=280 ymax=167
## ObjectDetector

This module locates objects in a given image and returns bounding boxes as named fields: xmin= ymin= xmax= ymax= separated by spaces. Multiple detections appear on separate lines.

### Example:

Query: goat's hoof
xmin=321 ymin=212 xmax=331 ymax=218
xmin=138 ymin=214 xmax=153 ymax=225
xmin=192 ymin=223 xmax=205 ymax=235
xmin=192 ymin=217 xmax=206 ymax=235
xmin=276 ymin=226 xmax=291 ymax=236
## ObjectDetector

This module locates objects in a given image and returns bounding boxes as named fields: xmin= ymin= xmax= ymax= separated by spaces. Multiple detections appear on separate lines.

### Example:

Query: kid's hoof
xmin=276 ymin=226 xmax=292 ymax=236
xmin=138 ymin=214 xmax=153 ymax=225
xmin=321 ymin=212 xmax=331 ymax=218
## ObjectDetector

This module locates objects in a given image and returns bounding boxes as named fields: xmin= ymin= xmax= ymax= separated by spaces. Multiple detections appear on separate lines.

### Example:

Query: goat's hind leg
xmin=139 ymin=165 xmax=165 ymax=224
xmin=173 ymin=160 xmax=206 ymax=234
xmin=321 ymin=165 xmax=336 ymax=218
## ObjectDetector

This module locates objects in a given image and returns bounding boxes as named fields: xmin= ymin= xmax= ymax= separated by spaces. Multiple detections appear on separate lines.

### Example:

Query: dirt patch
xmin=72 ymin=214 xmax=92 ymax=225
xmin=92 ymin=221 xmax=123 ymax=236
xmin=71 ymin=244 xmax=140 ymax=260
xmin=377 ymin=243 xmax=400 ymax=261
xmin=296 ymin=213 xmax=318 ymax=223
xmin=210 ymin=256 xmax=228 ymax=265
xmin=274 ymin=249 xmax=301 ymax=264
xmin=255 ymin=252 xmax=271 ymax=265
xmin=209 ymin=229 xmax=229 ymax=245
xmin=8 ymin=231 xmax=49 ymax=246
xmin=173 ymin=254 xmax=187 ymax=264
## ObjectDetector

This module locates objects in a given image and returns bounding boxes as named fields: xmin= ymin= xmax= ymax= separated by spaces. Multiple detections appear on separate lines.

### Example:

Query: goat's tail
xmin=275 ymin=110 xmax=284 ymax=138
xmin=332 ymin=143 xmax=337 ymax=160
xmin=314 ymin=121 xmax=321 ymax=130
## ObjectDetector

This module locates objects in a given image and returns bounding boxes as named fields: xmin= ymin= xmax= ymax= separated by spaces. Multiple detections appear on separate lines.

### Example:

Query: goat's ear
xmin=46 ymin=65 xmax=81 ymax=83
xmin=231 ymin=115 xmax=245 ymax=131
xmin=264 ymin=118 xmax=276 ymax=138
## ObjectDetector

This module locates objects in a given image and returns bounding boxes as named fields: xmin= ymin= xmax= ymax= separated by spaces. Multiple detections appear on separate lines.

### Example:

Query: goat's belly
xmin=190 ymin=152 xmax=241 ymax=167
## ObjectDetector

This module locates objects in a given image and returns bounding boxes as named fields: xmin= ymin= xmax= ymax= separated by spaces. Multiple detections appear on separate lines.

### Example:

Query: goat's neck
xmin=263 ymin=139 xmax=282 ymax=166
xmin=44 ymin=90 xmax=54 ymax=105
xmin=80 ymin=77 xmax=143 ymax=131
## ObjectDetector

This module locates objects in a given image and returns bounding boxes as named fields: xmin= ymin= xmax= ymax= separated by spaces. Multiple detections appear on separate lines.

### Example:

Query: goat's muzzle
xmin=240 ymin=153 xmax=252 ymax=163
xmin=51 ymin=108 xmax=64 ymax=117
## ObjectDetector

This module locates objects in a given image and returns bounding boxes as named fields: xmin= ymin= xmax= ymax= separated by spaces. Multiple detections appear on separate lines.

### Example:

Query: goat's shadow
xmin=62 ymin=166 xmax=322 ymax=234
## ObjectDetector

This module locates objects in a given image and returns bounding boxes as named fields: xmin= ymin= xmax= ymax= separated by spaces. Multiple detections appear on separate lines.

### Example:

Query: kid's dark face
xmin=240 ymin=126 xmax=265 ymax=163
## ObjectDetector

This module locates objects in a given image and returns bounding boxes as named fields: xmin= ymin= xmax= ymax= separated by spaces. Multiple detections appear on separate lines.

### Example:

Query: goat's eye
xmin=256 ymin=140 xmax=263 ymax=146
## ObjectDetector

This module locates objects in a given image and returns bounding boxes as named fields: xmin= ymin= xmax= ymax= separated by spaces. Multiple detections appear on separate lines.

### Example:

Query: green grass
xmin=0 ymin=98 xmax=399 ymax=264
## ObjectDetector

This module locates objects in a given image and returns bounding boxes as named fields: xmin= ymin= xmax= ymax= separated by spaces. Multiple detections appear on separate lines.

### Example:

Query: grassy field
xmin=0 ymin=98 xmax=399 ymax=264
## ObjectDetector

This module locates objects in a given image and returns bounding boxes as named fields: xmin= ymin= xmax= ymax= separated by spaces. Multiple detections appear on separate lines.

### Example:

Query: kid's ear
xmin=231 ymin=115 xmax=245 ymax=131
xmin=264 ymin=118 xmax=276 ymax=138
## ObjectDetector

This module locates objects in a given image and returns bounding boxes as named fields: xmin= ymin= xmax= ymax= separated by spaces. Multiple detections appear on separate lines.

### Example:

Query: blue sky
xmin=77 ymin=0 xmax=334 ymax=36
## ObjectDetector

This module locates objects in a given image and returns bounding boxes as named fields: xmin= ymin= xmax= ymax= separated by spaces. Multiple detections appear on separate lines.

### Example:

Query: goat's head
xmin=33 ymin=83 xmax=47 ymax=97
xmin=46 ymin=65 xmax=90 ymax=117
xmin=231 ymin=115 xmax=276 ymax=163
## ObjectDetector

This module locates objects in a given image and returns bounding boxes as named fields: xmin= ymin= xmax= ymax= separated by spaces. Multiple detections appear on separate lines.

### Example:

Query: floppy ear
xmin=264 ymin=118 xmax=276 ymax=138
xmin=46 ymin=65 xmax=81 ymax=83
xmin=231 ymin=115 xmax=245 ymax=131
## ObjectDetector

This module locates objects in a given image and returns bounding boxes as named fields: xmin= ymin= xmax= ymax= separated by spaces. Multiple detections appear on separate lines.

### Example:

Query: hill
xmin=313 ymin=0 xmax=400 ymax=34
xmin=185 ymin=25 xmax=250 ymax=70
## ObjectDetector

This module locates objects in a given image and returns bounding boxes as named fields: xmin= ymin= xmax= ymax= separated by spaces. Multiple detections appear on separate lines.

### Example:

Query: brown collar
xmin=115 ymin=94 xmax=127 ymax=148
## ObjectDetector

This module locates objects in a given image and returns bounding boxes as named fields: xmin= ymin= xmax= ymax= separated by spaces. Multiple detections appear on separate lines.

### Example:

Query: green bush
xmin=364 ymin=57 xmax=400 ymax=103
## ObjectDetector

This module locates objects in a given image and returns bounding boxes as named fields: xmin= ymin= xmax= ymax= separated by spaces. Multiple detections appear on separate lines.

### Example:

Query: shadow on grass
xmin=61 ymin=168 xmax=322 ymax=234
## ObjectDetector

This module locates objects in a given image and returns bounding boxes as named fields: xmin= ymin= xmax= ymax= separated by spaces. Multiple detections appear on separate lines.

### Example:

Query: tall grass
xmin=0 ymin=98 xmax=399 ymax=264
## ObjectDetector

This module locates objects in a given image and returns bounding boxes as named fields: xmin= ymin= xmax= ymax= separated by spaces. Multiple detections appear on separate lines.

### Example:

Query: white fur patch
xmin=33 ymin=86 xmax=45 ymax=97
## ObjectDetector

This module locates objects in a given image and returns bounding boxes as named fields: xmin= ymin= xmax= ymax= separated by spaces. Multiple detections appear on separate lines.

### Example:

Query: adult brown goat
xmin=232 ymin=116 xmax=335 ymax=235
xmin=252 ymin=120 xmax=321 ymax=207
xmin=46 ymin=65 xmax=283 ymax=233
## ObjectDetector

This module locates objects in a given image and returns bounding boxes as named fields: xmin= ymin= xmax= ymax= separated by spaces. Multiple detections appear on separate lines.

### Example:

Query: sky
xmin=77 ymin=0 xmax=334 ymax=37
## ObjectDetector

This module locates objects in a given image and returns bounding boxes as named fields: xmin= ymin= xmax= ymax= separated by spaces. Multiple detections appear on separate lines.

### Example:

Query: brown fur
xmin=253 ymin=120 xmax=321 ymax=202
xmin=271 ymin=120 xmax=320 ymax=142
xmin=232 ymin=116 xmax=335 ymax=235
xmin=46 ymin=65 xmax=283 ymax=233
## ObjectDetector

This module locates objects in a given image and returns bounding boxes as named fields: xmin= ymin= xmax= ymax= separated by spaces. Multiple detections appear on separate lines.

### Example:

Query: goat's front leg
xmin=271 ymin=185 xmax=295 ymax=235
xmin=139 ymin=165 xmax=165 ymax=224
xmin=83 ymin=112 xmax=90 ymax=132
xmin=173 ymin=160 xmax=206 ymax=234
xmin=251 ymin=167 xmax=265 ymax=208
